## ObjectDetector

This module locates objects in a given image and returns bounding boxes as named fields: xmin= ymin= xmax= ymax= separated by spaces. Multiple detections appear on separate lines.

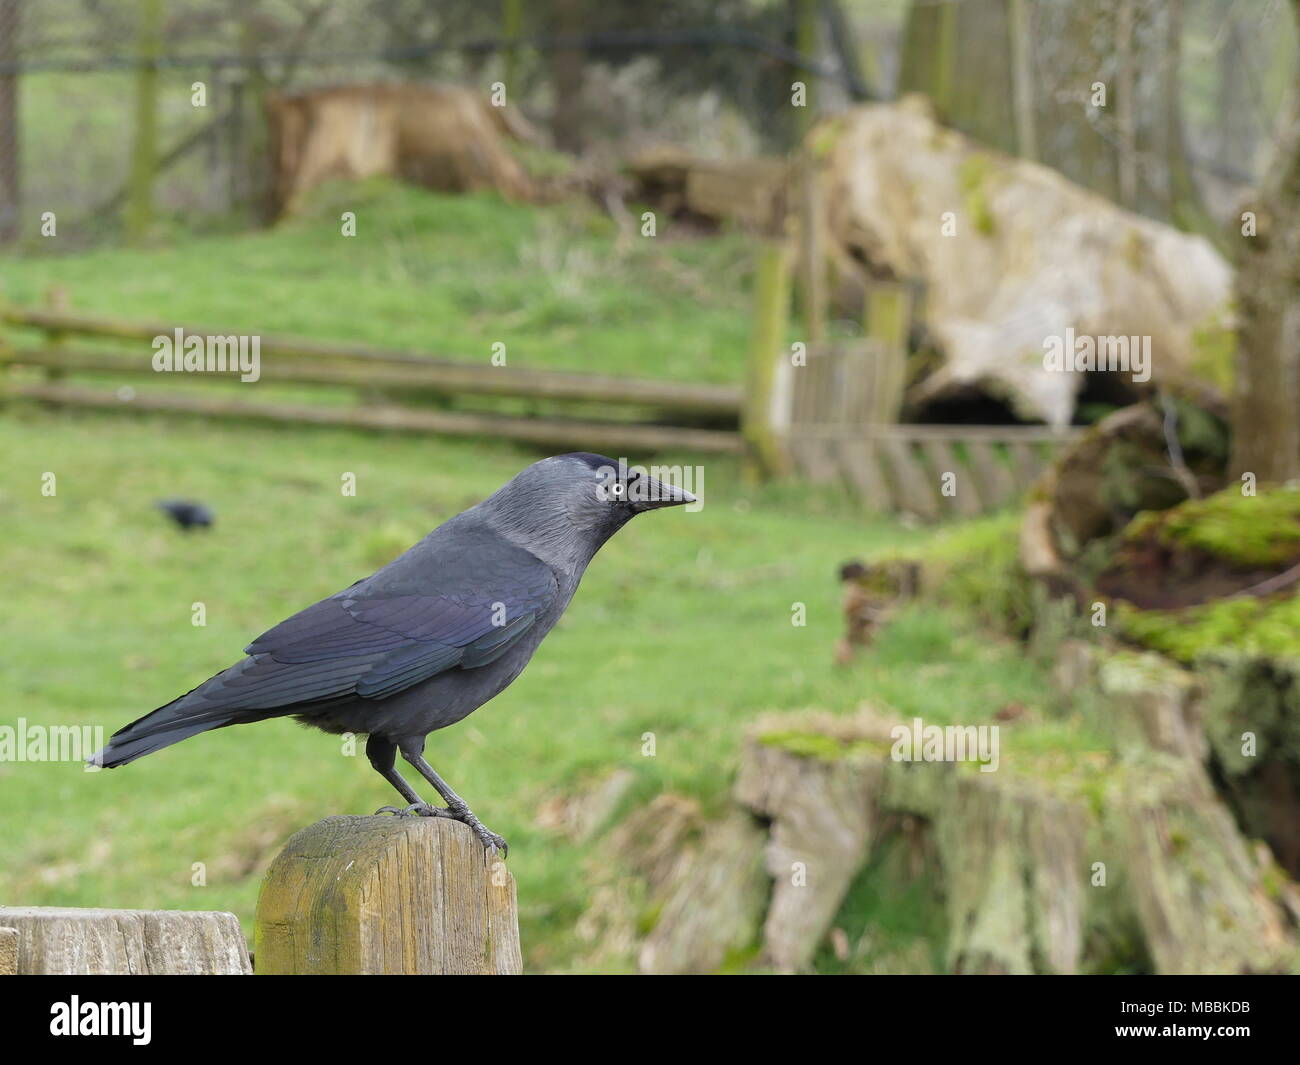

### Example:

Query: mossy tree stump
xmin=254 ymin=815 xmax=521 ymax=975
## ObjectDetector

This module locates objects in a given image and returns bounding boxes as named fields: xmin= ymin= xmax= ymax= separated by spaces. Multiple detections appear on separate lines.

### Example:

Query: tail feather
xmin=92 ymin=686 xmax=251 ymax=768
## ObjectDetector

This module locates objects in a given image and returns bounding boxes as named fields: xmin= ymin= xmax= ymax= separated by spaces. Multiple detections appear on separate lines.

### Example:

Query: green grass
xmin=2 ymin=179 xmax=755 ymax=385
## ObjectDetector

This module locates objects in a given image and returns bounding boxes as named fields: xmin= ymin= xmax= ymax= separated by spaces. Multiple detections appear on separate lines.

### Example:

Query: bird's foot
xmin=374 ymin=802 xmax=457 ymax=819
xmin=375 ymin=801 xmax=508 ymax=855
xmin=443 ymin=800 xmax=509 ymax=857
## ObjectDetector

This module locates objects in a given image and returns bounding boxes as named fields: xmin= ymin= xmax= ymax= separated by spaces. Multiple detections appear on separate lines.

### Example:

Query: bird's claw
xmin=374 ymin=802 xmax=456 ymax=819
xmin=444 ymin=800 xmax=509 ymax=857
xmin=374 ymin=802 xmax=508 ymax=855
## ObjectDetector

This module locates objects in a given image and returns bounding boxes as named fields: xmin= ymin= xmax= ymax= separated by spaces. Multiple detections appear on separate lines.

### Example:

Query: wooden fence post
xmin=864 ymin=283 xmax=912 ymax=424
xmin=743 ymin=240 xmax=792 ymax=479
xmin=126 ymin=0 xmax=162 ymax=243
xmin=502 ymin=0 xmax=524 ymax=93
xmin=0 ymin=907 xmax=251 ymax=974
xmin=254 ymin=815 xmax=522 ymax=975
xmin=43 ymin=285 xmax=68 ymax=383
xmin=0 ymin=0 xmax=20 ymax=244
xmin=0 ymin=284 xmax=11 ymax=400
xmin=0 ymin=927 xmax=17 ymax=975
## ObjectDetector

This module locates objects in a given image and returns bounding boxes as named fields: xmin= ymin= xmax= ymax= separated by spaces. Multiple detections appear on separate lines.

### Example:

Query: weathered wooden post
xmin=0 ymin=0 xmax=21 ymax=244
xmin=43 ymin=285 xmax=69 ymax=384
xmin=126 ymin=0 xmax=162 ymax=243
xmin=864 ymin=281 xmax=912 ymax=425
xmin=742 ymin=241 xmax=792 ymax=480
xmin=0 ymin=926 xmax=18 ymax=975
xmin=254 ymin=815 xmax=522 ymax=975
xmin=0 ymin=907 xmax=251 ymax=974
xmin=502 ymin=0 xmax=524 ymax=93
xmin=0 ymin=285 xmax=12 ymax=401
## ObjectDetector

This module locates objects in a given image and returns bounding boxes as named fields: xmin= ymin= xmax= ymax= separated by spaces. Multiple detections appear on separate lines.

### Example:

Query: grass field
xmin=0 ymin=184 xmax=1076 ymax=971
xmin=4 ymin=180 xmax=755 ymax=385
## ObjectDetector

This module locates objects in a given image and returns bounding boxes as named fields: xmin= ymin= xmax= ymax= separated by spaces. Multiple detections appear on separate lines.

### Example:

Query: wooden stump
xmin=254 ymin=815 xmax=521 ymax=975
xmin=0 ymin=907 xmax=250 ymax=974
xmin=0 ymin=927 xmax=18 ymax=975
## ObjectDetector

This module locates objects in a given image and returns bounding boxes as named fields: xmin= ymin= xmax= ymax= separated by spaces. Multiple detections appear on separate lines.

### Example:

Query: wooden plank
xmin=0 ymin=310 xmax=740 ymax=415
xmin=917 ymin=437 xmax=972 ymax=517
xmin=255 ymin=816 xmax=520 ymax=975
xmin=865 ymin=284 xmax=911 ymax=423
xmin=9 ymin=347 xmax=738 ymax=418
xmin=877 ymin=433 xmax=941 ymax=520
xmin=871 ymin=424 xmax=1081 ymax=444
xmin=966 ymin=438 xmax=1018 ymax=510
xmin=0 ymin=906 xmax=249 ymax=975
xmin=789 ymin=437 xmax=840 ymax=484
xmin=834 ymin=436 xmax=893 ymax=510
xmin=11 ymin=382 xmax=744 ymax=453
xmin=1006 ymin=439 xmax=1037 ymax=487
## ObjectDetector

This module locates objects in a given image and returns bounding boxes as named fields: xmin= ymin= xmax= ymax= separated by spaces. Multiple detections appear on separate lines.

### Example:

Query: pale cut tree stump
xmin=254 ymin=815 xmax=521 ymax=975
xmin=0 ymin=907 xmax=250 ymax=974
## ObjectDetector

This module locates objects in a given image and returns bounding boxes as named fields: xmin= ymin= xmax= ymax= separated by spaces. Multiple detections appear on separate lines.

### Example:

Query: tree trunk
xmin=0 ymin=0 xmax=21 ymax=243
xmin=1230 ymin=0 xmax=1300 ymax=484
xmin=549 ymin=0 xmax=586 ymax=154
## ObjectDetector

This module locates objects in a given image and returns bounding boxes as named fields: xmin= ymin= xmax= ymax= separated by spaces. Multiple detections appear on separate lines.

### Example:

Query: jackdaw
xmin=156 ymin=499 xmax=215 ymax=531
xmin=94 ymin=454 xmax=695 ymax=853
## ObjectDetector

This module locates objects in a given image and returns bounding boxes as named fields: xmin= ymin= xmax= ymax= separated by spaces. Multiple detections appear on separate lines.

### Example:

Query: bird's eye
xmin=610 ymin=482 xmax=625 ymax=497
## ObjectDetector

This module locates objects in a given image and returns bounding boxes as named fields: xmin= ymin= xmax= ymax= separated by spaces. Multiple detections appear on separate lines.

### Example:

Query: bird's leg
xmin=397 ymin=738 xmax=508 ymax=856
xmin=366 ymin=734 xmax=450 ymax=817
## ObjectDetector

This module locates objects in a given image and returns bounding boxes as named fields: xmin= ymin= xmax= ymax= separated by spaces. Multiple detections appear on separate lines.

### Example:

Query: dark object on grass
xmin=96 ymin=455 xmax=696 ymax=854
xmin=156 ymin=499 xmax=215 ymax=531
xmin=835 ymin=558 xmax=920 ymax=665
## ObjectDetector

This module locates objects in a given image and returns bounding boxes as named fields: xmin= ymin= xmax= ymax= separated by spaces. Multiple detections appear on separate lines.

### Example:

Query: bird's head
xmin=481 ymin=452 xmax=697 ymax=565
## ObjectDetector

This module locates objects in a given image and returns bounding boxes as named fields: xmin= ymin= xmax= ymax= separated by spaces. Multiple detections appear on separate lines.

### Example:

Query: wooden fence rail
xmin=0 ymin=296 xmax=1077 ymax=513
xmin=0 ymin=302 xmax=743 ymax=453
xmin=0 ymin=306 xmax=741 ymax=415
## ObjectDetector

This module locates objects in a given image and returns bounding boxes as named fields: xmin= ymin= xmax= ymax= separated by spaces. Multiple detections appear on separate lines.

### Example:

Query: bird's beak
xmin=632 ymin=474 xmax=697 ymax=511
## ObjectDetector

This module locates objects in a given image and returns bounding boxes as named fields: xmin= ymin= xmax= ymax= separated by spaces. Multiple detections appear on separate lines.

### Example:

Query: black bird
xmin=95 ymin=454 xmax=696 ymax=853
xmin=156 ymin=499 xmax=215 ymax=531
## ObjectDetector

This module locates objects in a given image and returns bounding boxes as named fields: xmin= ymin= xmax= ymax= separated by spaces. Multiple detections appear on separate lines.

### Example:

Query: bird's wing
xmin=95 ymin=528 xmax=559 ymax=767
xmin=226 ymin=540 xmax=558 ymax=708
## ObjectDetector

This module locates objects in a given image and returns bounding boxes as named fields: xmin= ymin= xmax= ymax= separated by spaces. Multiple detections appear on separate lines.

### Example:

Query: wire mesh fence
xmin=0 ymin=0 xmax=1293 ymax=241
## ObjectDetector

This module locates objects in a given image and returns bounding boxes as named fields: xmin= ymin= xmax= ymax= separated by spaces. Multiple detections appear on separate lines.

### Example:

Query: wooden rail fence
xmin=1 ymin=289 xmax=1078 ymax=515
xmin=0 ymin=300 xmax=744 ymax=455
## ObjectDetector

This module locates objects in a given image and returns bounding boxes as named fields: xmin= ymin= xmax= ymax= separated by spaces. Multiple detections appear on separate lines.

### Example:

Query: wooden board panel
xmin=11 ymin=382 xmax=744 ymax=453
xmin=877 ymin=434 xmax=941 ymax=520
xmin=965 ymin=439 xmax=1018 ymax=510
xmin=834 ymin=436 xmax=894 ymax=510
xmin=916 ymin=437 xmax=966 ymax=516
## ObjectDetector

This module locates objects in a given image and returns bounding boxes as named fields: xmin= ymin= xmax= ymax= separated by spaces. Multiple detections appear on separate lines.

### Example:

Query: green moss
xmin=635 ymin=900 xmax=665 ymax=938
xmin=757 ymin=730 xmax=882 ymax=761
xmin=1126 ymin=484 xmax=1300 ymax=568
xmin=1122 ymin=228 xmax=1147 ymax=271
xmin=959 ymin=153 xmax=997 ymax=237
xmin=1117 ymin=595 xmax=1300 ymax=663
xmin=919 ymin=512 xmax=1034 ymax=633
xmin=1189 ymin=318 xmax=1237 ymax=395
xmin=807 ymin=115 xmax=845 ymax=159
